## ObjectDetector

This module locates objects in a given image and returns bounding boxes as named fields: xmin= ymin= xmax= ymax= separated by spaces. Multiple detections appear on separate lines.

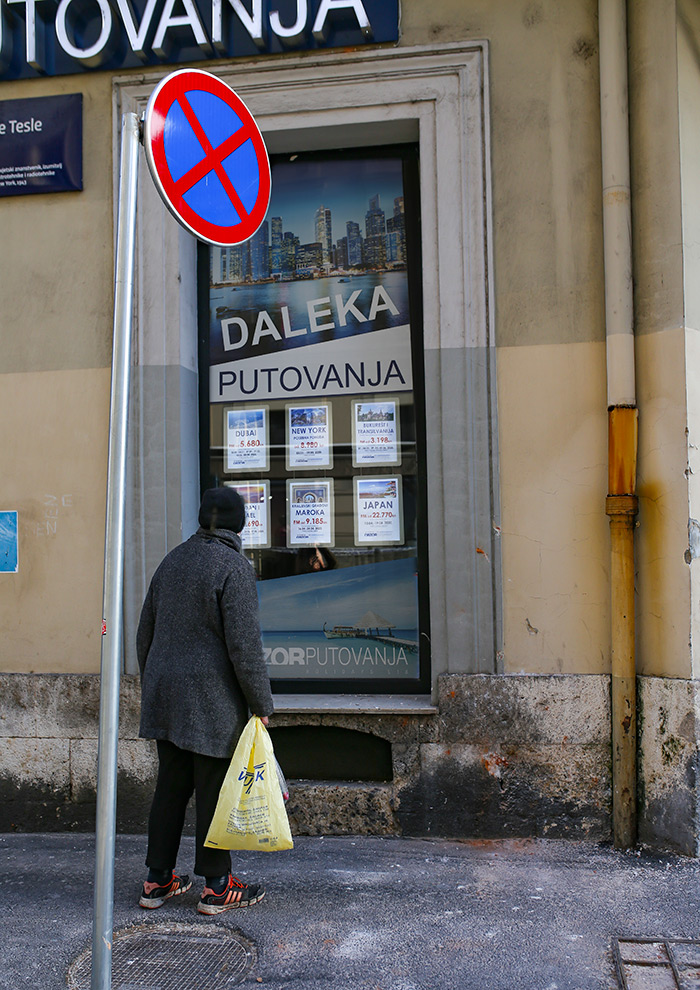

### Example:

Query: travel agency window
xmin=198 ymin=146 xmax=431 ymax=693
xmin=117 ymin=43 xmax=498 ymax=685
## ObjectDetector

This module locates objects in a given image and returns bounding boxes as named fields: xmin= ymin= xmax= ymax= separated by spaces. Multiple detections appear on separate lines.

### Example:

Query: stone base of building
xmin=637 ymin=676 xmax=700 ymax=855
xmin=0 ymin=672 xmax=698 ymax=854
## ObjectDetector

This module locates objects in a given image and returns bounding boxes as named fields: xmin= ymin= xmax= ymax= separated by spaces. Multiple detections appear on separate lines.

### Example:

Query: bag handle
xmin=246 ymin=715 xmax=266 ymax=778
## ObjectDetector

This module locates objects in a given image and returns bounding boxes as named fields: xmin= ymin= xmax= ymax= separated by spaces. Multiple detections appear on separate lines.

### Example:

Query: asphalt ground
xmin=2 ymin=833 xmax=700 ymax=990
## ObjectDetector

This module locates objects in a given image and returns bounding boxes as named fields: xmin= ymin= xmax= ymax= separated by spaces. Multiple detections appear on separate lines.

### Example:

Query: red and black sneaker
xmin=197 ymin=874 xmax=265 ymax=915
xmin=139 ymin=873 xmax=192 ymax=909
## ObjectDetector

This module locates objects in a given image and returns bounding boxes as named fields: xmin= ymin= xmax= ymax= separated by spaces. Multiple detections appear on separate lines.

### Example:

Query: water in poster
xmin=258 ymin=557 xmax=419 ymax=680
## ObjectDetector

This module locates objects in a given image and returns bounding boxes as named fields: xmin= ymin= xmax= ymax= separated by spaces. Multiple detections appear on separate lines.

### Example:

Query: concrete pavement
xmin=1 ymin=833 xmax=700 ymax=989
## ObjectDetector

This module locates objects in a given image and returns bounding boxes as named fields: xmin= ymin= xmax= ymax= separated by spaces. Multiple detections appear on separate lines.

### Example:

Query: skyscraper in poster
xmin=249 ymin=220 xmax=270 ymax=280
xmin=270 ymin=216 xmax=283 ymax=275
xmin=314 ymin=205 xmax=333 ymax=266
xmin=364 ymin=194 xmax=386 ymax=268
xmin=346 ymin=220 xmax=363 ymax=267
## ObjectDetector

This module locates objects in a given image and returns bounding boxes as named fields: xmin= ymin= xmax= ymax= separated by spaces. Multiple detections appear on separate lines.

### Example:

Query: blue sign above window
xmin=0 ymin=0 xmax=399 ymax=81
xmin=0 ymin=95 xmax=82 ymax=197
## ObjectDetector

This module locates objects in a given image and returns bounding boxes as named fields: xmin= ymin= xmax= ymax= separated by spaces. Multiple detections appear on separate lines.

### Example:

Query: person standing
xmin=136 ymin=486 xmax=274 ymax=915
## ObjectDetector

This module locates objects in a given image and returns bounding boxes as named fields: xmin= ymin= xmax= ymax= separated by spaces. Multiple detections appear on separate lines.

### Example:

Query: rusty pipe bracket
xmin=606 ymin=494 xmax=638 ymax=517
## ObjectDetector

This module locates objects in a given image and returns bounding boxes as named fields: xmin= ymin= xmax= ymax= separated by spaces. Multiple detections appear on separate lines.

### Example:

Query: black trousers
xmin=145 ymin=740 xmax=232 ymax=879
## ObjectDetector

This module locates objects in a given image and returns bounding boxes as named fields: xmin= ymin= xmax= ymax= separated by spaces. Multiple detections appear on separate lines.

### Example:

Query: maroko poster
xmin=257 ymin=557 xmax=420 ymax=680
xmin=287 ymin=480 xmax=334 ymax=547
xmin=208 ymin=157 xmax=413 ymax=404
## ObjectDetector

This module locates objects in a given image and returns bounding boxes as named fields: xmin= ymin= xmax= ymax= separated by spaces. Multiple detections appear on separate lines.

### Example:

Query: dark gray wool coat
xmin=136 ymin=527 xmax=274 ymax=759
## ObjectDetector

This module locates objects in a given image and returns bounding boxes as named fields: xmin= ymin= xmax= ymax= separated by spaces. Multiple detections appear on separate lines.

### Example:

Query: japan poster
xmin=354 ymin=476 xmax=403 ymax=546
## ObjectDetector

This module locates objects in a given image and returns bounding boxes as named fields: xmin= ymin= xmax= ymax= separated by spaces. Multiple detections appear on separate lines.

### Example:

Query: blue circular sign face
xmin=144 ymin=69 xmax=271 ymax=247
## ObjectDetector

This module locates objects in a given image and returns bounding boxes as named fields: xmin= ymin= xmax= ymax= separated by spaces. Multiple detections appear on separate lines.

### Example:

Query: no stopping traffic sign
xmin=144 ymin=69 xmax=271 ymax=247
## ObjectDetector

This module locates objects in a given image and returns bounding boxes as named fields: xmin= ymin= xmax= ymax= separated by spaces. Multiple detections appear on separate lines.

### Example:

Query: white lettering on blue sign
xmin=0 ymin=117 xmax=43 ymax=135
xmin=0 ymin=0 xmax=391 ymax=78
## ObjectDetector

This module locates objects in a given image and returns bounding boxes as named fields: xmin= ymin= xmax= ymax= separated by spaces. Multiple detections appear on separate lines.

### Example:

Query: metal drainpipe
xmin=599 ymin=0 xmax=638 ymax=849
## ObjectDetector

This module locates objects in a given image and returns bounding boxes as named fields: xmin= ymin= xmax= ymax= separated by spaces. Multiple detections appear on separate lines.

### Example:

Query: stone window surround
xmin=114 ymin=40 xmax=501 ymax=692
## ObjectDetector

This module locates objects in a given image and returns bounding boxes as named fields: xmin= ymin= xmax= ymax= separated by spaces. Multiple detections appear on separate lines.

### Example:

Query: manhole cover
xmin=67 ymin=921 xmax=255 ymax=989
xmin=614 ymin=937 xmax=700 ymax=990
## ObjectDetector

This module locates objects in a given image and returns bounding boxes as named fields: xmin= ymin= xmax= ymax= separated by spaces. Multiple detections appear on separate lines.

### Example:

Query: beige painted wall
xmin=626 ymin=2 xmax=695 ymax=679
xmin=0 ymin=368 xmax=110 ymax=672
xmin=0 ymin=73 xmax=115 ymax=672
xmin=0 ymin=0 xmax=695 ymax=681
xmin=678 ymin=7 xmax=700 ymax=679
xmin=636 ymin=328 xmax=692 ymax=679
xmin=402 ymin=0 xmax=605 ymax=349
xmin=497 ymin=340 xmax=608 ymax=673
xmin=408 ymin=1 xmax=611 ymax=674
xmin=628 ymin=0 xmax=684 ymax=340
xmin=0 ymin=72 xmax=114 ymax=373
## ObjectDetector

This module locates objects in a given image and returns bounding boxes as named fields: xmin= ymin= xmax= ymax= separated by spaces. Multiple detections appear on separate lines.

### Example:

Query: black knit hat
xmin=199 ymin=487 xmax=247 ymax=533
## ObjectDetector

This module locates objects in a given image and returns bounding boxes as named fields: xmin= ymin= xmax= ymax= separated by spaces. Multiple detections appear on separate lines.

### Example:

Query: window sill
xmin=271 ymin=694 xmax=437 ymax=715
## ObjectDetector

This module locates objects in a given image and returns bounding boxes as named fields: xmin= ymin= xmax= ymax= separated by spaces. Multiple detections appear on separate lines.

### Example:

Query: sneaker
xmin=197 ymin=874 xmax=265 ymax=915
xmin=139 ymin=873 xmax=192 ymax=909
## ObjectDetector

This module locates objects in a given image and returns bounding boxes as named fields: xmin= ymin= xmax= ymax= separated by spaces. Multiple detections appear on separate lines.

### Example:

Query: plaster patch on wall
xmin=685 ymin=518 xmax=700 ymax=563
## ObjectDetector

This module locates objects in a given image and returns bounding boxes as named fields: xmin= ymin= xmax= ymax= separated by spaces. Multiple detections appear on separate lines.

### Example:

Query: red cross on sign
xmin=144 ymin=69 xmax=271 ymax=247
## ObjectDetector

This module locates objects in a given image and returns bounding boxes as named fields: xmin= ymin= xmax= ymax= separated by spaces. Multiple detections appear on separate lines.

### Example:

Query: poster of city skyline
xmin=210 ymin=156 xmax=407 ymax=285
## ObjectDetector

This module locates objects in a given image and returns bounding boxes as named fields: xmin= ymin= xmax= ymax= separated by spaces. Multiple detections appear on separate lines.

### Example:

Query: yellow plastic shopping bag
xmin=205 ymin=716 xmax=294 ymax=852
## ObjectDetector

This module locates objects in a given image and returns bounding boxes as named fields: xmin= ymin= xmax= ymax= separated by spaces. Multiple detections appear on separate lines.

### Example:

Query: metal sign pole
xmin=91 ymin=110 xmax=141 ymax=990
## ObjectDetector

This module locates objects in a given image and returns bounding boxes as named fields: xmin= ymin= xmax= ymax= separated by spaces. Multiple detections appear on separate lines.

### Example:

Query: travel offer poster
xmin=208 ymin=156 xmax=414 ymax=404
xmin=227 ymin=481 xmax=270 ymax=549
xmin=286 ymin=403 xmax=332 ymax=470
xmin=287 ymin=480 xmax=334 ymax=547
xmin=257 ymin=557 xmax=420 ymax=680
xmin=354 ymin=476 xmax=403 ymax=545
xmin=224 ymin=406 xmax=269 ymax=472
xmin=352 ymin=398 xmax=401 ymax=466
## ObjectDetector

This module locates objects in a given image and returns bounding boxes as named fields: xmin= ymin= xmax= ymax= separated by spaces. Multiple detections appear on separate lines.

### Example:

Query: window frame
xmin=197 ymin=143 xmax=432 ymax=694
xmin=116 ymin=41 xmax=501 ymax=692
